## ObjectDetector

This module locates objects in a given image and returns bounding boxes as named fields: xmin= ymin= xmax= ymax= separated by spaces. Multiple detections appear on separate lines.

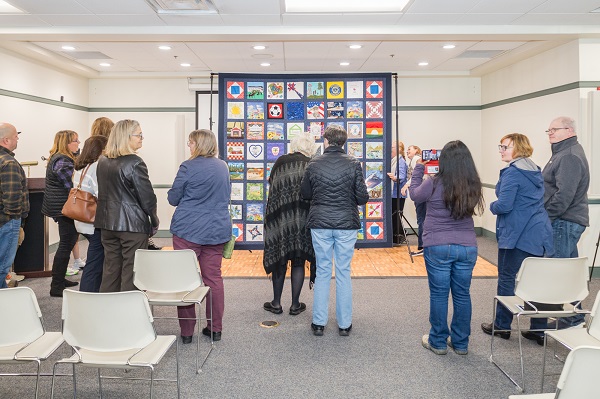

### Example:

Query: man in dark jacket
xmin=301 ymin=125 xmax=369 ymax=337
xmin=543 ymin=116 xmax=590 ymax=328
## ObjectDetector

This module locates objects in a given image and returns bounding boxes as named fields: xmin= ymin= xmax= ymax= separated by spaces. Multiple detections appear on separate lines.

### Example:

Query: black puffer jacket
xmin=95 ymin=154 xmax=158 ymax=234
xmin=301 ymin=146 xmax=369 ymax=230
xmin=41 ymin=154 xmax=73 ymax=218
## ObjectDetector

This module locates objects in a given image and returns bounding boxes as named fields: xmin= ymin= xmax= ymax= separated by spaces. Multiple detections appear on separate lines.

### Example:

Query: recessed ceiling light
xmin=99 ymin=63 xmax=111 ymax=67
xmin=443 ymin=44 xmax=456 ymax=49
xmin=158 ymin=45 xmax=172 ymax=50
xmin=418 ymin=62 xmax=429 ymax=66
xmin=180 ymin=63 xmax=191 ymax=67
xmin=285 ymin=0 xmax=410 ymax=13
xmin=260 ymin=62 xmax=271 ymax=67
xmin=349 ymin=44 xmax=362 ymax=49
xmin=253 ymin=45 xmax=266 ymax=50
xmin=339 ymin=62 xmax=350 ymax=66
xmin=62 ymin=45 xmax=76 ymax=51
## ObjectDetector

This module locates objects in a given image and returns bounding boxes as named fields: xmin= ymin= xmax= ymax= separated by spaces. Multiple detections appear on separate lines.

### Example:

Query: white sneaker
xmin=66 ymin=267 xmax=79 ymax=276
xmin=73 ymin=258 xmax=86 ymax=270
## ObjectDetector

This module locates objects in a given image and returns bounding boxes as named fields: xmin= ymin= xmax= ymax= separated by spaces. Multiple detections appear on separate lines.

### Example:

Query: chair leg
xmin=149 ymin=366 xmax=155 ymax=399
xmin=541 ymin=335 xmax=549 ymax=392
xmin=97 ymin=368 xmax=103 ymax=399
xmin=51 ymin=362 xmax=59 ymax=399
xmin=176 ymin=340 xmax=181 ymax=399
xmin=72 ymin=363 xmax=77 ymax=399
xmin=34 ymin=359 xmax=41 ymax=399
xmin=515 ymin=315 xmax=525 ymax=392
xmin=195 ymin=302 xmax=200 ymax=373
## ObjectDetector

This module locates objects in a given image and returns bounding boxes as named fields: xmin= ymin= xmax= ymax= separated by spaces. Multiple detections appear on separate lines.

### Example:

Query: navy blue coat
xmin=168 ymin=156 xmax=231 ymax=245
xmin=490 ymin=160 xmax=553 ymax=256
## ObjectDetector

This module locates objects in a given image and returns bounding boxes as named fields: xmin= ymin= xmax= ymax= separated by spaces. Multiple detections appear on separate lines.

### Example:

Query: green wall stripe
xmin=88 ymin=107 xmax=195 ymax=113
xmin=393 ymin=105 xmax=480 ymax=111
xmin=0 ymin=88 xmax=88 ymax=111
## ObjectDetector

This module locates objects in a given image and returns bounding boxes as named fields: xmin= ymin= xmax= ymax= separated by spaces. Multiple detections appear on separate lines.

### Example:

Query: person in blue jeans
xmin=410 ymin=140 xmax=484 ymax=355
xmin=0 ymin=123 xmax=29 ymax=288
xmin=527 ymin=116 xmax=590 ymax=339
xmin=301 ymin=125 xmax=369 ymax=337
xmin=480 ymin=134 xmax=553 ymax=342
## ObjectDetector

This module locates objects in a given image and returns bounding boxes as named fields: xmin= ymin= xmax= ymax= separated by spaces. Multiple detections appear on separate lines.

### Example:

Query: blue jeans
xmin=424 ymin=244 xmax=477 ymax=351
xmin=79 ymin=228 xmax=105 ymax=292
xmin=415 ymin=202 xmax=427 ymax=250
xmin=311 ymin=229 xmax=357 ymax=329
xmin=0 ymin=219 xmax=20 ymax=289
xmin=495 ymin=248 xmax=538 ymax=330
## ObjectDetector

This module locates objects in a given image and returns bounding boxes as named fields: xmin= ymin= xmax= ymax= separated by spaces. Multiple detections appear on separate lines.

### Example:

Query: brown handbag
xmin=61 ymin=164 xmax=97 ymax=223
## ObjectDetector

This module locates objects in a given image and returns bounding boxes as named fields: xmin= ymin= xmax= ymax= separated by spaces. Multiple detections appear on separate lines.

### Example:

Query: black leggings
xmin=271 ymin=258 xmax=306 ymax=308
xmin=50 ymin=216 xmax=79 ymax=290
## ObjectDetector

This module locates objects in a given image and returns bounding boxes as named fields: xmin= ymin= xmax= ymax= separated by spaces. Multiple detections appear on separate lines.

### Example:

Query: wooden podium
xmin=14 ymin=177 xmax=50 ymax=277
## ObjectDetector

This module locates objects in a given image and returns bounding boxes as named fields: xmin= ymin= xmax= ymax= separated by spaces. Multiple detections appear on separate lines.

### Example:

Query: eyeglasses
xmin=545 ymin=127 xmax=569 ymax=134
xmin=130 ymin=133 xmax=144 ymax=139
xmin=71 ymin=139 xmax=80 ymax=143
xmin=498 ymin=145 xmax=514 ymax=152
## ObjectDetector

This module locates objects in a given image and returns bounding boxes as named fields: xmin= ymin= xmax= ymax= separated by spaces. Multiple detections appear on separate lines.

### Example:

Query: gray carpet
xmin=3 ymin=272 xmax=598 ymax=398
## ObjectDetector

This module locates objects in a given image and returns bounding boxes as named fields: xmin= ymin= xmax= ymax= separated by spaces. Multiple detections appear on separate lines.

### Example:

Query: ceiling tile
xmin=157 ymin=14 xmax=225 ymax=25
xmin=396 ymin=13 xmax=463 ymax=24
xmin=530 ymin=0 xmax=600 ymax=13
xmin=513 ymin=13 xmax=600 ymax=24
xmin=213 ymin=0 xmax=282 ymax=15
xmin=35 ymin=14 xmax=105 ymax=26
xmin=405 ymin=0 xmax=481 ymax=14
xmin=0 ymin=15 xmax=51 ymax=27
xmin=468 ymin=0 xmax=546 ymax=14
xmin=7 ymin=0 xmax=92 ymax=14
xmin=219 ymin=14 xmax=281 ymax=25
xmin=454 ymin=13 xmax=523 ymax=24
xmin=73 ymin=0 xmax=157 ymax=14
xmin=97 ymin=14 xmax=166 ymax=26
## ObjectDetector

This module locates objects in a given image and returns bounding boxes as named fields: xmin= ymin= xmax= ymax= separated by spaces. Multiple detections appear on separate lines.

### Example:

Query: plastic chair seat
xmin=145 ymin=286 xmax=210 ymax=306
xmin=546 ymin=327 xmax=600 ymax=350
xmin=495 ymin=297 xmax=583 ymax=318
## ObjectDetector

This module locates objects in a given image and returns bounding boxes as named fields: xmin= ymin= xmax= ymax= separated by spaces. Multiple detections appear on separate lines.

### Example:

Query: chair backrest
xmin=133 ymin=249 xmax=202 ymax=293
xmin=586 ymin=290 xmax=600 ymax=340
xmin=515 ymin=257 xmax=588 ymax=304
xmin=61 ymin=290 xmax=155 ymax=352
xmin=0 ymin=287 xmax=44 ymax=346
xmin=555 ymin=346 xmax=600 ymax=398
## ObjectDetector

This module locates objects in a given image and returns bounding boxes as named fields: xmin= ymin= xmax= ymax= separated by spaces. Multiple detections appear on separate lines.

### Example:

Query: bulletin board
xmin=218 ymin=73 xmax=393 ymax=249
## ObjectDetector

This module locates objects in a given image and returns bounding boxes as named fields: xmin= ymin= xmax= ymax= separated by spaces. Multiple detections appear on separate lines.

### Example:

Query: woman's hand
xmin=386 ymin=172 xmax=397 ymax=182
xmin=400 ymin=184 xmax=409 ymax=196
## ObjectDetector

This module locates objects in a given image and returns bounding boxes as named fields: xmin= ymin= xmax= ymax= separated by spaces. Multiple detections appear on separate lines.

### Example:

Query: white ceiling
xmin=0 ymin=0 xmax=599 ymax=78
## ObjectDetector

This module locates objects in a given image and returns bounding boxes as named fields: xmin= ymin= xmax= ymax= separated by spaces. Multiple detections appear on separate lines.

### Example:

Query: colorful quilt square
xmin=366 ymin=81 xmax=383 ymax=98
xmin=365 ymin=162 xmax=383 ymax=199
xmin=357 ymin=221 xmax=365 ymax=240
xmin=347 ymin=81 xmax=363 ymax=98
xmin=227 ymin=102 xmax=244 ymax=119
xmin=306 ymin=82 xmax=324 ymax=98
xmin=226 ymin=81 xmax=244 ymax=99
xmin=229 ymin=204 xmax=242 ymax=220
xmin=246 ymin=103 xmax=264 ymax=119
xmin=326 ymin=81 xmax=344 ymax=99
xmin=246 ymin=122 xmax=264 ymax=140
xmin=327 ymin=102 xmax=344 ymax=119
xmin=231 ymin=182 xmax=244 ymax=200
xmin=267 ymin=103 xmax=284 ymax=119
xmin=286 ymin=82 xmax=304 ymax=99
xmin=308 ymin=122 xmax=324 ymax=140
xmin=287 ymin=123 xmax=304 ymax=140
xmin=246 ymin=163 xmax=264 ymax=180
xmin=246 ymin=224 xmax=264 ymax=241
xmin=266 ymin=162 xmax=274 ymax=180
xmin=266 ymin=122 xmax=284 ymax=140
xmin=346 ymin=101 xmax=364 ymax=119
xmin=226 ymin=122 xmax=244 ymax=139
xmin=307 ymin=101 xmax=324 ymax=119
xmin=366 ymin=142 xmax=383 ymax=159
xmin=287 ymin=102 xmax=305 ymax=120
xmin=347 ymin=142 xmax=363 ymax=159
xmin=366 ymin=221 xmax=384 ymax=239
xmin=247 ymin=82 xmax=264 ymax=99
xmin=347 ymin=121 xmax=363 ymax=139
xmin=366 ymin=202 xmax=383 ymax=219
xmin=365 ymin=121 xmax=384 ymax=138
xmin=227 ymin=142 xmax=244 ymax=160
xmin=266 ymin=82 xmax=284 ymax=99
xmin=232 ymin=223 xmax=244 ymax=241
xmin=246 ymin=182 xmax=264 ymax=200
xmin=366 ymin=101 xmax=384 ymax=118
xmin=246 ymin=203 xmax=264 ymax=222
xmin=228 ymin=162 xmax=244 ymax=180
xmin=247 ymin=143 xmax=264 ymax=160
xmin=267 ymin=142 xmax=284 ymax=161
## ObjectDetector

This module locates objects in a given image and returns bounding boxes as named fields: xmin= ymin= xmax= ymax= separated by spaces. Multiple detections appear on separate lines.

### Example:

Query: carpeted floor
xmin=3 ymin=273 xmax=598 ymax=398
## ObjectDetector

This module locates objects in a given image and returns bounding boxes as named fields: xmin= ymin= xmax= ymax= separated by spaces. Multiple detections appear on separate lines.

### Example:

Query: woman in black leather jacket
xmin=95 ymin=119 xmax=159 ymax=292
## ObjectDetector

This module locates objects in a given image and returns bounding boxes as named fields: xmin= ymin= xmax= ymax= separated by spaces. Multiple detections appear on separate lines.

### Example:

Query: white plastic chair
xmin=0 ymin=287 xmax=64 ymax=398
xmin=133 ymin=249 xmax=213 ymax=373
xmin=489 ymin=257 xmax=589 ymax=392
xmin=50 ymin=290 xmax=179 ymax=399
xmin=509 ymin=345 xmax=600 ymax=399
xmin=541 ymin=290 xmax=600 ymax=390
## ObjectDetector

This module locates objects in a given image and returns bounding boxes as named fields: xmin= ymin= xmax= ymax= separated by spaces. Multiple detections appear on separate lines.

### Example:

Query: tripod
xmin=392 ymin=200 xmax=418 ymax=263
xmin=590 ymin=230 xmax=600 ymax=280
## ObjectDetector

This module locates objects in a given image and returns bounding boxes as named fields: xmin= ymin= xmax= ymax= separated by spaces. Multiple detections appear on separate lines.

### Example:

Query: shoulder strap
xmin=77 ymin=164 xmax=92 ymax=189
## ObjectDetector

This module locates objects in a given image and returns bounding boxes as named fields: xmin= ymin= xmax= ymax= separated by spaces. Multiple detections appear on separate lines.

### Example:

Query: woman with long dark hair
xmin=410 ymin=140 xmax=484 ymax=355
xmin=42 ymin=130 xmax=81 ymax=297
xmin=74 ymin=135 xmax=108 ymax=292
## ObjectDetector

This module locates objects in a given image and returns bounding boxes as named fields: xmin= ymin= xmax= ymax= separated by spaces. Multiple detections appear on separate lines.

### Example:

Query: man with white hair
xmin=0 ymin=123 xmax=29 ymax=288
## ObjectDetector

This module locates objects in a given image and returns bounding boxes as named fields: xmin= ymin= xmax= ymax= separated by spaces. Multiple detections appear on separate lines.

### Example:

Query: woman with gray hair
xmin=263 ymin=131 xmax=316 ymax=315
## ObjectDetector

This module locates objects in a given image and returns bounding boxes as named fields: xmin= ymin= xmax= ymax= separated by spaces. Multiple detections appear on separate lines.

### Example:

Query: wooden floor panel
xmin=166 ymin=246 xmax=498 ymax=278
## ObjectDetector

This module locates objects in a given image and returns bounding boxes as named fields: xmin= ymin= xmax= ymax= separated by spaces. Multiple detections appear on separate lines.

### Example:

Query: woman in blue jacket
xmin=387 ymin=141 xmax=408 ymax=245
xmin=481 ymin=133 xmax=553 ymax=342
xmin=168 ymin=129 xmax=232 ymax=343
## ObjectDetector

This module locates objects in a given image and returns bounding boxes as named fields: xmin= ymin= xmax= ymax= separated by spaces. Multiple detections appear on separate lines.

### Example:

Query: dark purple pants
xmin=173 ymin=235 xmax=225 ymax=336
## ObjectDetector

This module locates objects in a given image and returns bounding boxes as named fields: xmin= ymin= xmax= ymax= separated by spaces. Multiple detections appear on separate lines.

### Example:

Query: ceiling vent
xmin=61 ymin=51 xmax=112 ymax=60
xmin=455 ymin=50 xmax=505 ymax=59
xmin=145 ymin=0 xmax=218 ymax=14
